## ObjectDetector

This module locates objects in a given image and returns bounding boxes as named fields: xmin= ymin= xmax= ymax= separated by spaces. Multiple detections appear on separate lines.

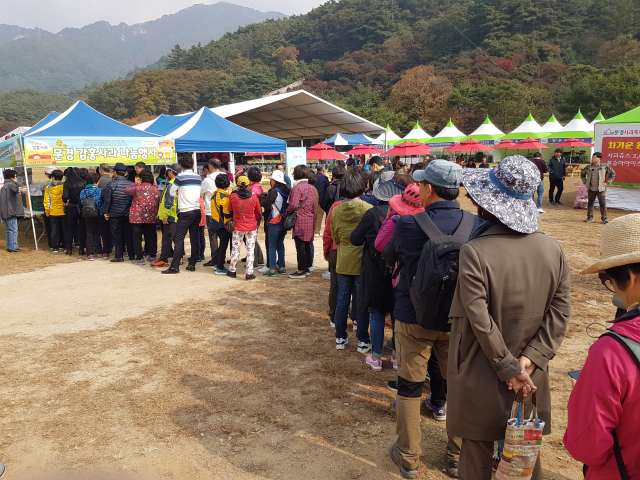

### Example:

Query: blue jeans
xmin=267 ymin=223 xmax=286 ymax=269
xmin=369 ymin=307 xmax=386 ymax=358
xmin=536 ymin=179 xmax=544 ymax=208
xmin=335 ymin=273 xmax=370 ymax=342
xmin=5 ymin=216 xmax=18 ymax=251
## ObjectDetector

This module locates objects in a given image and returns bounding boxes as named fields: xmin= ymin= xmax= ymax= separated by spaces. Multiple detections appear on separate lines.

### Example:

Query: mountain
xmin=0 ymin=3 xmax=284 ymax=94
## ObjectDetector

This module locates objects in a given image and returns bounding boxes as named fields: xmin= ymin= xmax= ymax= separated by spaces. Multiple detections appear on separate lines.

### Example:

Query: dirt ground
xmin=0 ymin=180 xmax=627 ymax=479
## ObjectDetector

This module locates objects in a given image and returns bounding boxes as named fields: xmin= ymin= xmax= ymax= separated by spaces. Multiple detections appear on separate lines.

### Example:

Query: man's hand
xmin=162 ymin=218 xmax=169 ymax=225
xmin=506 ymin=370 xmax=537 ymax=396
xmin=518 ymin=356 xmax=536 ymax=376
xmin=104 ymin=214 xmax=110 ymax=221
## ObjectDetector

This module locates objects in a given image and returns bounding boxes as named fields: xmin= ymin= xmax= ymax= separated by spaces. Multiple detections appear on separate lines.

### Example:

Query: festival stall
xmin=464 ymin=117 xmax=504 ymax=162
xmin=548 ymin=111 xmax=594 ymax=144
xmin=402 ymin=122 xmax=432 ymax=143
xmin=541 ymin=115 xmax=563 ymax=134
xmin=504 ymin=114 xmax=548 ymax=140
xmin=595 ymin=106 xmax=640 ymax=211
xmin=426 ymin=119 xmax=466 ymax=149
xmin=375 ymin=126 xmax=402 ymax=147
xmin=323 ymin=133 xmax=375 ymax=146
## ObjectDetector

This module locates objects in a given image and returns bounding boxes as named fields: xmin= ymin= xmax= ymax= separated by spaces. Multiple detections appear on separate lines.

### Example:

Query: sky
xmin=6 ymin=0 xmax=325 ymax=33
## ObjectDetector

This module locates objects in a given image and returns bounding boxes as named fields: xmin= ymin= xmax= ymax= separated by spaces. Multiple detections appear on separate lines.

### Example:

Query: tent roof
xmin=403 ymin=122 xmax=432 ymax=142
xmin=210 ymin=90 xmax=384 ymax=140
xmin=143 ymin=107 xmax=286 ymax=153
xmin=24 ymin=101 xmax=160 ymax=138
xmin=426 ymin=119 xmax=466 ymax=145
xmin=591 ymin=112 xmax=606 ymax=126
xmin=601 ymin=106 xmax=640 ymax=124
xmin=324 ymin=133 xmax=374 ymax=146
xmin=23 ymin=112 xmax=60 ymax=136
xmin=505 ymin=114 xmax=548 ymax=139
xmin=553 ymin=111 xmax=594 ymax=138
xmin=541 ymin=115 xmax=563 ymax=133
xmin=375 ymin=125 xmax=402 ymax=144
xmin=467 ymin=116 xmax=504 ymax=140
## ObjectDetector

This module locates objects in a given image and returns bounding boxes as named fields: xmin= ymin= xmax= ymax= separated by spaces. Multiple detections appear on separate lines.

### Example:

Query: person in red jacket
xmin=124 ymin=169 xmax=160 ymax=265
xmin=227 ymin=176 xmax=261 ymax=280
xmin=566 ymin=213 xmax=640 ymax=478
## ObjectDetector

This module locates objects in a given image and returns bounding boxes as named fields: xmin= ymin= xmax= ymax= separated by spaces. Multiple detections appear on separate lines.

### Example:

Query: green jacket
xmin=581 ymin=162 xmax=616 ymax=192
xmin=330 ymin=199 xmax=372 ymax=275
xmin=157 ymin=178 xmax=177 ymax=222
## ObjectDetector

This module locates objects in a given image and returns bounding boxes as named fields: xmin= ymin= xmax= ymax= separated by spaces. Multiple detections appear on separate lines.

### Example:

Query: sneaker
xmin=151 ymin=260 xmax=169 ymax=268
xmin=314 ymin=233 xmax=321 ymax=236
xmin=226 ymin=271 xmax=237 ymax=278
xmin=246 ymin=274 xmax=256 ymax=281
xmin=550 ymin=201 xmax=556 ymax=206
xmin=537 ymin=208 xmax=545 ymax=213
xmin=147 ymin=256 xmax=156 ymax=263
xmin=322 ymin=271 xmax=331 ymax=280
xmin=257 ymin=266 xmax=269 ymax=274
xmin=289 ymin=271 xmax=307 ymax=279
xmin=278 ymin=269 xmax=287 ymax=276
xmin=357 ymin=341 xmax=372 ymax=353
xmin=263 ymin=269 xmax=279 ymax=277
xmin=53 ymin=249 xmax=59 ymax=254
xmin=556 ymin=201 xmax=564 ymax=206
xmin=102 ymin=253 xmax=109 ymax=260
xmin=392 ymin=357 xmax=398 ymax=370
xmin=304 ymin=270 xmax=312 ymax=276
xmin=214 ymin=267 xmax=230 ymax=275
xmin=329 ymin=319 xmax=335 ymax=328
xmin=86 ymin=255 xmax=94 ymax=261
xmin=602 ymin=217 xmax=609 ymax=224
xmin=585 ymin=216 xmax=594 ymax=223
xmin=131 ymin=259 xmax=145 ymax=265
xmin=425 ymin=396 xmax=446 ymax=421
xmin=391 ymin=445 xmax=419 ymax=479
xmin=366 ymin=355 xmax=382 ymax=371
xmin=352 ymin=320 xmax=358 ymax=331
xmin=386 ymin=380 xmax=398 ymax=392
xmin=445 ymin=462 xmax=459 ymax=478
xmin=309 ymin=265 xmax=315 ymax=272
xmin=335 ymin=337 xmax=348 ymax=350
xmin=203 ymin=259 xmax=216 ymax=267
xmin=492 ymin=453 xmax=500 ymax=473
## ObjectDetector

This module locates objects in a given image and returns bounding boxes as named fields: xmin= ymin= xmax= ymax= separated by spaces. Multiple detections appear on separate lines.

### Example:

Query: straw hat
xmin=582 ymin=214 xmax=640 ymax=274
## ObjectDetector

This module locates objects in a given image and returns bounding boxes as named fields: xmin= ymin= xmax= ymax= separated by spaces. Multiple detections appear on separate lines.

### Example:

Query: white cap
xmin=270 ymin=170 xmax=285 ymax=184
xmin=45 ymin=167 xmax=56 ymax=174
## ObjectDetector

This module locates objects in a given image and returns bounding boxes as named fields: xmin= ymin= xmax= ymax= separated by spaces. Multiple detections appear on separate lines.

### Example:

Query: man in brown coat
xmin=449 ymin=156 xmax=572 ymax=479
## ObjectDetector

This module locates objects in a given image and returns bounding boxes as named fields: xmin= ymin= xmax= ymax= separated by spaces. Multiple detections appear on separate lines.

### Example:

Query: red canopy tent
xmin=346 ymin=144 xmax=385 ymax=155
xmin=445 ymin=138 xmax=494 ymax=152
xmin=307 ymin=142 xmax=347 ymax=160
xmin=384 ymin=141 xmax=431 ymax=156
xmin=508 ymin=138 xmax=549 ymax=150
xmin=553 ymin=139 xmax=593 ymax=148
xmin=494 ymin=139 xmax=517 ymax=149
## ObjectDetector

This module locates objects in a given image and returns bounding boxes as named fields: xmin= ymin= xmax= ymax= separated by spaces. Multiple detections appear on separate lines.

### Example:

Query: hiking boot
xmin=357 ymin=341 xmax=371 ymax=353
xmin=366 ymin=355 xmax=382 ymax=371
xmin=602 ymin=217 xmax=609 ymax=224
xmin=425 ymin=396 xmax=446 ymax=421
xmin=151 ymin=259 xmax=168 ymax=268
xmin=386 ymin=380 xmax=398 ymax=392
xmin=391 ymin=444 xmax=419 ymax=479
xmin=246 ymin=274 xmax=256 ymax=281
xmin=335 ymin=337 xmax=348 ymax=350
xmin=214 ymin=266 xmax=229 ymax=275
xmin=445 ymin=462 xmax=459 ymax=478
xmin=86 ymin=255 xmax=94 ymax=261
xmin=226 ymin=271 xmax=236 ymax=278
xmin=585 ymin=216 xmax=594 ymax=223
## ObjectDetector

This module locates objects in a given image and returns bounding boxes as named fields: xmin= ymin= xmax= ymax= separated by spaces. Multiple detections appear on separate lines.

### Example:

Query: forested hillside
xmin=5 ymin=0 xmax=640 ymax=137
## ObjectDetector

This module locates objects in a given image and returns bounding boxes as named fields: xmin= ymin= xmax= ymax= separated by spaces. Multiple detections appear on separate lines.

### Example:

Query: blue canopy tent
xmin=23 ymin=111 xmax=61 ymax=135
xmin=142 ymin=107 xmax=287 ymax=152
xmin=324 ymin=133 xmax=375 ymax=146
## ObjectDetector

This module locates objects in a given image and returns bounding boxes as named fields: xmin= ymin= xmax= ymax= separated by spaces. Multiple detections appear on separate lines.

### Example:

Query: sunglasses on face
xmin=598 ymin=272 xmax=614 ymax=293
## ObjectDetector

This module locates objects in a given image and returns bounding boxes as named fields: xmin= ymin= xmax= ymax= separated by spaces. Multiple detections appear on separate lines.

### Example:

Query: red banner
xmin=602 ymin=136 xmax=640 ymax=184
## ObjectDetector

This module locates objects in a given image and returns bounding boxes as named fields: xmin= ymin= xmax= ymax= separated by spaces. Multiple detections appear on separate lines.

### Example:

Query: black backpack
xmin=81 ymin=195 xmax=98 ymax=218
xmin=409 ymin=210 xmax=475 ymax=332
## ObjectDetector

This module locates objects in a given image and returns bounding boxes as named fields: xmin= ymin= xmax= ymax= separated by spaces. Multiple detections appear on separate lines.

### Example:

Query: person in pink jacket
xmin=565 ymin=213 xmax=640 ymax=478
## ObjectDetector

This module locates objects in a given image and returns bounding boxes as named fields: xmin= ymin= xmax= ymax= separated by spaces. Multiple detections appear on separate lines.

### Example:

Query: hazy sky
xmin=7 ymin=0 xmax=325 ymax=32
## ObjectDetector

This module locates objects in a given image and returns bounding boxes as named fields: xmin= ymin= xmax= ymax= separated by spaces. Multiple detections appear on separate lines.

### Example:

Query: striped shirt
xmin=170 ymin=169 xmax=202 ymax=212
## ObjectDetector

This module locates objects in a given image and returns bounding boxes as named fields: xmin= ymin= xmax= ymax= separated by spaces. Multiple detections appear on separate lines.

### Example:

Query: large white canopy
xmin=541 ymin=115 xmax=563 ymax=133
xmin=505 ymin=114 xmax=547 ymax=139
xmin=210 ymin=90 xmax=385 ymax=140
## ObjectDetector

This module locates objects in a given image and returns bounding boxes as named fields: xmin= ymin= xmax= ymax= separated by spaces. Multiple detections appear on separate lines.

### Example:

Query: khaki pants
xmin=315 ymin=203 xmax=325 ymax=234
xmin=459 ymin=439 xmax=541 ymax=480
xmin=395 ymin=321 xmax=461 ymax=469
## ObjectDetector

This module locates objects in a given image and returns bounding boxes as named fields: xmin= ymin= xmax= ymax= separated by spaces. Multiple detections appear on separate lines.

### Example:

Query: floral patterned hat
xmin=461 ymin=155 xmax=539 ymax=234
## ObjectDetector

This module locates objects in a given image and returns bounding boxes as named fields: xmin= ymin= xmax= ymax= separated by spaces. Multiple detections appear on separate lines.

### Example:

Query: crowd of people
xmin=0 ymin=150 xmax=637 ymax=479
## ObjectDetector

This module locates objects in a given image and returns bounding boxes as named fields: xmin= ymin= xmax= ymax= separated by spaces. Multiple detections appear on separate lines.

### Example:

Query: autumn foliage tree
xmin=386 ymin=65 xmax=453 ymax=131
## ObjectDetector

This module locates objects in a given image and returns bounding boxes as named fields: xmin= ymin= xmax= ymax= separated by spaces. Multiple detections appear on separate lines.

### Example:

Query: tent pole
xmin=23 ymin=165 xmax=38 ymax=250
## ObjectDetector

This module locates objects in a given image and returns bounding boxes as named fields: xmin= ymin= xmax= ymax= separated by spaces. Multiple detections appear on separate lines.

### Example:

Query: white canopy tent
xmin=402 ymin=122 xmax=432 ymax=143
xmin=210 ymin=90 xmax=385 ymax=141
xmin=541 ymin=115 xmax=563 ymax=133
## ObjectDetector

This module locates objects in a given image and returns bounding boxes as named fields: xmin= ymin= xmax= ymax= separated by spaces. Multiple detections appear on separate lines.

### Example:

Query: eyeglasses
xmin=598 ymin=272 xmax=614 ymax=293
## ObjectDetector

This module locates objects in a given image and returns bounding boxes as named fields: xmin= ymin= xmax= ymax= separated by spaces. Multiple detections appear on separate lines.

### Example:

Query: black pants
xmin=49 ymin=215 xmax=67 ymax=249
xmin=198 ymin=225 xmax=206 ymax=259
xmin=85 ymin=217 xmax=100 ymax=256
xmin=549 ymin=178 xmax=564 ymax=203
xmin=169 ymin=210 xmax=201 ymax=270
xmin=216 ymin=228 xmax=231 ymax=270
xmin=428 ymin=355 xmax=447 ymax=408
xmin=65 ymin=206 xmax=85 ymax=250
xmin=110 ymin=216 xmax=134 ymax=260
xmin=132 ymin=223 xmax=158 ymax=260
xmin=206 ymin=216 xmax=219 ymax=260
xmin=99 ymin=216 xmax=112 ymax=254
xmin=587 ymin=189 xmax=607 ymax=219
xmin=159 ymin=222 xmax=176 ymax=262
xmin=44 ymin=214 xmax=53 ymax=248
xmin=294 ymin=236 xmax=312 ymax=272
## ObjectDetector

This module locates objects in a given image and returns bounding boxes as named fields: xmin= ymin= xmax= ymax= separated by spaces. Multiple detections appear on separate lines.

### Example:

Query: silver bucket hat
xmin=372 ymin=171 xmax=404 ymax=202
xmin=461 ymin=155 xmax=539 ymax=234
